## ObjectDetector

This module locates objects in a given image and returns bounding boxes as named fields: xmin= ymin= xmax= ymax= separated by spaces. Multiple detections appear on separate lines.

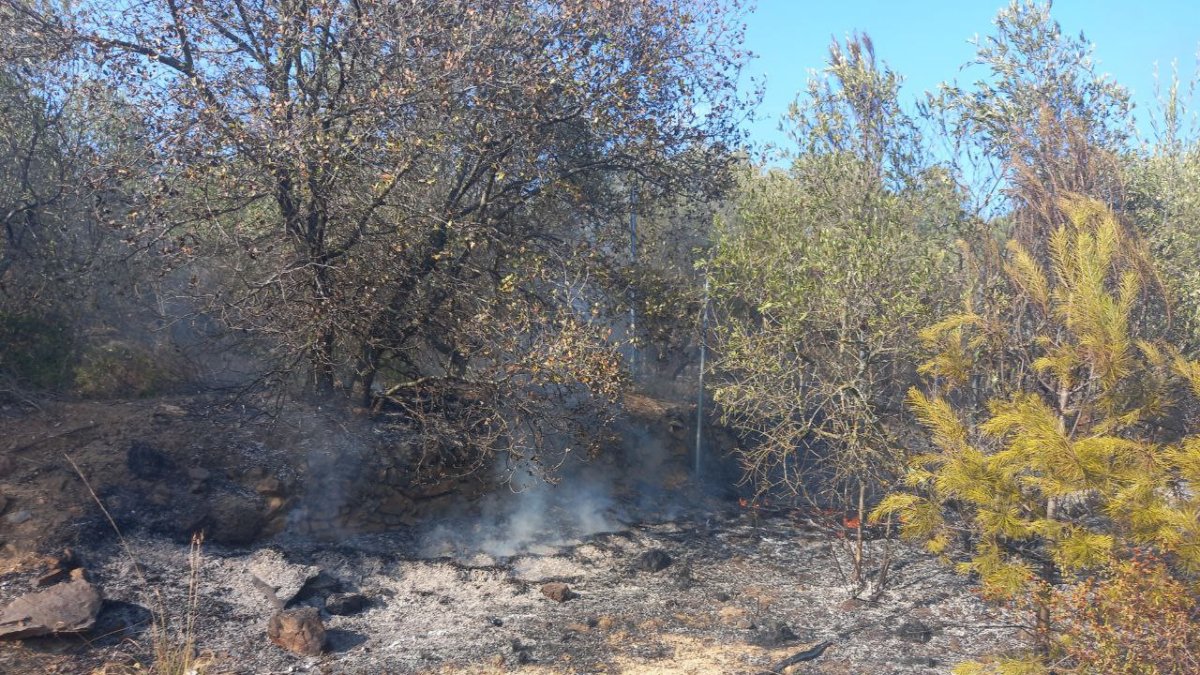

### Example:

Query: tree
xmin=874 ymin=198 xmax=1200 ymax=666
xmin=6 ymin=0 xmax=752 ymax=473
xmin=1123 ymin=70 xmax=1200 ymax=350
xmin=709 ymin=35 xmax=965 ymax=588
xmin=930 ymin=0 xmax=1131 ymax=249
xmin=0 ymin=4 xmax=159 ymax=391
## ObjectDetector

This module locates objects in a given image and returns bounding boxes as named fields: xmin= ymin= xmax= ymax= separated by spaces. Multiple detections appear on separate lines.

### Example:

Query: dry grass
xmin=66 ymin=454 xmax=211 ymax=675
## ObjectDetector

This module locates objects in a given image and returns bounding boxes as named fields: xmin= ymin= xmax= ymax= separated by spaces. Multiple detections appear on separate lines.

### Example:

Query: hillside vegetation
xmin=2 ymin=0 xmax=1199 ymax=671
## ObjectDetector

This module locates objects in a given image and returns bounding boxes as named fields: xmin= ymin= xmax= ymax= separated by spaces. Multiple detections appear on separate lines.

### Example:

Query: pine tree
xmin=873 ymin=197 xmax=1200 ymax=669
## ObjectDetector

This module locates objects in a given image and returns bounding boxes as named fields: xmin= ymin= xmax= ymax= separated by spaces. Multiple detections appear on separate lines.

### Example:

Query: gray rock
xmin=5 ymin=510 xmax=31 ymax=525
xmin=325 ymin=592 xmax=369 ymax=616
xmin=246 ymin=549 xmax=322 ymax=606
xmin=0 ymin=571 xmax=102 ymax=638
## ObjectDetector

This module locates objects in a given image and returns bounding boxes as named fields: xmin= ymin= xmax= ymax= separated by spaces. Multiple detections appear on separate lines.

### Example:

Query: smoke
xmin=417 ymin=418 xmax=688 ymax=560
xmin=418 ymin=455 xmax=623 ymax=559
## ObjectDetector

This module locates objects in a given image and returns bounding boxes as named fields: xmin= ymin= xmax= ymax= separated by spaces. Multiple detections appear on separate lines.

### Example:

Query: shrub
xmin=0 ymin=311 xmax=75 ymax=389
xmin=1053 ymin=553 xmax=1200 ymax=674
xmin=74 ymin=341 xmax=173 ymax=398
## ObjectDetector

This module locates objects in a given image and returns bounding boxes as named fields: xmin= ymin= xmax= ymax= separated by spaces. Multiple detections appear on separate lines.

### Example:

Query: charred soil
xmin=0 ymin=396 xmax=1022 ymax=673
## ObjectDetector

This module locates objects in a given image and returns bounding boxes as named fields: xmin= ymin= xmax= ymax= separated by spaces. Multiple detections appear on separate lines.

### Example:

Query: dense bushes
xmin=710 ymin=2 xmax=1200 ymax=669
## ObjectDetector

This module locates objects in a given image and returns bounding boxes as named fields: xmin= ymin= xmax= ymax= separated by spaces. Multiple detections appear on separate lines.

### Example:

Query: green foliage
xmin=929 ymin=1 xmax=1130 ymax=246
xmin=74 ymin=341 xmax=173 ymax=399
xmin=0 ymin=311 xmax=74 ymax=389
xmin=1123 ymin=71 xmax=1200 ymax=350
xmin=876 ymin=199 xmax=1200 ymax=663
xmin=1052 ymin=554 xmax=1200 ymax=673
xmin=711 ymin=35 xmax=966 ymax=504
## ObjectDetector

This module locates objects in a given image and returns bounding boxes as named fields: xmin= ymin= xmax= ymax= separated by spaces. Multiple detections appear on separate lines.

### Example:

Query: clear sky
xmin=742 ymin=0 xmax=1200 ymax=151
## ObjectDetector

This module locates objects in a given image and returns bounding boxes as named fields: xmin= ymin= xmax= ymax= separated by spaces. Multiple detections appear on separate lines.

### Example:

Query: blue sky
xmin=741 ymin=1 xmax=1200 ymax=150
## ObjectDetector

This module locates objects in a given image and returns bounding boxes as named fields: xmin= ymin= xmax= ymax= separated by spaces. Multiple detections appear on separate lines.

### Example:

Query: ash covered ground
xmin=0 ymin=397 xmax=1024 ymax=673
xmin=1 ymin=506 xmax=1022 ymax=673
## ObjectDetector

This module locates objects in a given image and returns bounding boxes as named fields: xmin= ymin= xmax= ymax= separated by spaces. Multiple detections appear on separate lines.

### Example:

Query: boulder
xmin=0 ymin=570 xmax=102 ymax=639
xmin=267 ymin=607 xmax=325 ymax=656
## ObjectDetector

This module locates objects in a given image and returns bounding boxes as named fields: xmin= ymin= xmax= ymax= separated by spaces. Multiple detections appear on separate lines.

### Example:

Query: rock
xmin=325 ymin=593 xmax=368 ymax=616
xmin=634 ymin=549 xmax=673 ymax=572
xmin=35 ymin=549 xmax=80 ymax=588
xmin=154 ymin=404 xmax=187 ymax=418
xmin=293 ymin=570 xmax=342 ymax=604
xmin=254 ymin=477 xmax=283 ymax=496
xmin=247 ymin=550 xmax=322 ymax=607
xmin=127 ymin=440 xmax=172 ymax=481
xmin=5 ymin=510 xmax=31 ymax=525
xmin=540 ymin=582 xmax=575 ymax=602
xmin=267 ymin=607 xmax=325 ymax=656
xmin=187 ymin=467 xmax=212 ymax=482
xmin=896 ymin=619 xmax=934 ymax=644
xmin=0 ymin=570 xmax=102 ymax=638
xmin=751 ymin=619 xmax=799 ymax=647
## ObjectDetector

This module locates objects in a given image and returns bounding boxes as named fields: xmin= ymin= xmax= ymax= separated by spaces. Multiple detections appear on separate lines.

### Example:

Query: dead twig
xmin=13 ymin=423 xmax=100 ymax=453
xmin=759 ymin=640 xmax=834 ymax=674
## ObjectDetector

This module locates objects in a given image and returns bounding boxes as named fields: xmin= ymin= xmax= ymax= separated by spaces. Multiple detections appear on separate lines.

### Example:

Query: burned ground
xmin=0 ymin=396 xmax=1023 ymax=674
